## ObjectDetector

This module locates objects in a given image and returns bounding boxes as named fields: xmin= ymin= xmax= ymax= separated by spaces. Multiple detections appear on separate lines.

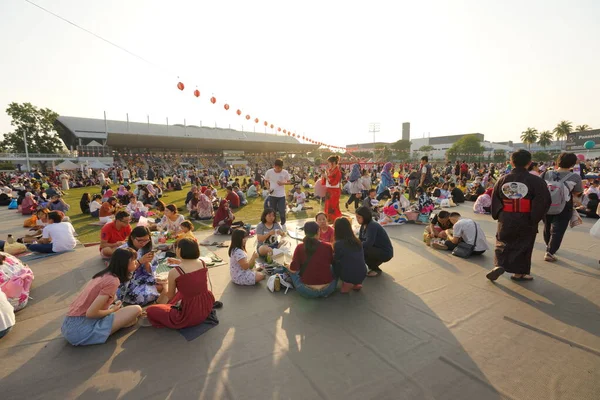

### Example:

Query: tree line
xmin=520 ymin=121 xmax=593 ymax=150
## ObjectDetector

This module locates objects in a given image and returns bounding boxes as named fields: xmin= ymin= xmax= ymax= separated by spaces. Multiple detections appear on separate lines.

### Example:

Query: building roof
xmin=56 ymin=116 xmax=318 ymax=153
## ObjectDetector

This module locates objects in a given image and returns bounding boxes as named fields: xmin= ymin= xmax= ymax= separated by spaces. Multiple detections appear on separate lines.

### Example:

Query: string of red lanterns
xmin=176 ymin=81 xmax=345 ymax=151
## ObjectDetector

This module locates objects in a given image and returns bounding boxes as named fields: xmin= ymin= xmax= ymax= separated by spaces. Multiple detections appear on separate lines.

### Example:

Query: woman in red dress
xmin=146 ymin=238 xmax=216 ymax=329
xmin=323 ymin=155 xmax=343 ymax=223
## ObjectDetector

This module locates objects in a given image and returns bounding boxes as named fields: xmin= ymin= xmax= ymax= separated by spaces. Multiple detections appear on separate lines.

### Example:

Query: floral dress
xmin=229 ymin=248 xmax=256 ymax=286
xmin=116 ymin=246 xmax=159 ymax=305
xmin=158 ymin=214 xmax=185 ymax=235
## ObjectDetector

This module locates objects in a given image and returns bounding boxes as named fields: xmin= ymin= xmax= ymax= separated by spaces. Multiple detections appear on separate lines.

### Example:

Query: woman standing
xmin=117 ymin=226 xmax=163 ymax=306
xmin=332 ymin=218 xmax=366 ymax=293
xmin=285 ymin=221 xmax=337 ymax=298
xmin=61 ymin=248 xmax=142 ymax=346
xmin=345 ymin=163 xmax=363 ymax=210
xmin=146 ymin=239 xmax=216 ymax=329
xmin=323 ymin=155 xmax=342 ymax=223
xmin=356 ymin=206 xmax=393 ymax=277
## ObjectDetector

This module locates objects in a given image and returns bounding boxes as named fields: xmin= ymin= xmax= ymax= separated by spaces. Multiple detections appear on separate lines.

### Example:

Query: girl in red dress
xmin=323 ymin=155 xmax=343 ymax=223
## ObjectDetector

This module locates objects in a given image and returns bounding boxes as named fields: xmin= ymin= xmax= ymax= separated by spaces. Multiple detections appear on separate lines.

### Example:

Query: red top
xmin=290 ymin=242 xmax=334 ymax=285
xmin=318 ymin=226 xmax=334 ymax=244
xmin=226 ymin=191 xmax=240 ymax=208
xmin=460 ymin=163 xmax=468 ymax=172
xmin=323 ymin=166 xmax=342 ymax=187
xmin=101 ymin=221 xmax=132 ymax=244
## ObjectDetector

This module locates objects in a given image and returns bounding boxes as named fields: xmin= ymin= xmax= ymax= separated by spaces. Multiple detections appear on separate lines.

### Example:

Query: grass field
xmin=58 ymin=181 xmax=351 ymax=244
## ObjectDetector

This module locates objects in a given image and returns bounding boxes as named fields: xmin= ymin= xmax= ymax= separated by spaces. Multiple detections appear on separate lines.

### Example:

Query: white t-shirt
xmin=122 ymin=169 xmax=130 ymax=179
xmin=0 ymin=290 xmax=15 ymax=332
xmin=452 ymin=219 xmax=489 ymax=252
xmin=293 ymin=192 xmax=306 ymax=204
xmin=264 ymin=168 xmax=291 ymax=198
xmin=42 ymin=222 xmax=77 ymax=252
xmin=90 ymin=201 xmax=102 ymax=214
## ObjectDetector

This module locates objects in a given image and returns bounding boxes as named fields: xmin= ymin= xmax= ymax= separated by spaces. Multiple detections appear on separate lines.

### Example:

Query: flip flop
xmin=216 ymin=243 xmax=228 ymax=248
xmin=213 ymin=301 xmax=223 ymax=309
xmin=486 ymin=267 xmax=505 ymax=282
xmin=511 ymin=275 xmax=534 ymax=281
xmin=211 ymin=256 xmax=223 ymax=263
xmin=366 ymin=270 xmax=381 ymax=277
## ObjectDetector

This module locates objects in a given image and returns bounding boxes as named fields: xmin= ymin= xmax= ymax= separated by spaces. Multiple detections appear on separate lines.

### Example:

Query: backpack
xmin=544 ymin=172 xmax=575 ymax=215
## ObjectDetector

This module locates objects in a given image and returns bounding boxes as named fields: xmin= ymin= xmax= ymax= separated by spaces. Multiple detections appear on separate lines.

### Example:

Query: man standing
xmin=418 ymin=156 xmax=433 ymax=188
xmin=264 ymin=159 xmax=291 ymax=230
xmin=486 ymin=150 xmax=550 ymax=282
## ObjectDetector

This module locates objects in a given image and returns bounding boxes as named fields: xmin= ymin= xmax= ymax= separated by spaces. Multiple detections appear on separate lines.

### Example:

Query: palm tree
xmin=553 ymin=120 xmax=573 ymax=150
xmin=520 ymin=127 xmax=538 ymax=150
xmin=537 ymin=130 xmax=553 ymax=149
xmin=575 ymin=124 xmax=591 ymax=131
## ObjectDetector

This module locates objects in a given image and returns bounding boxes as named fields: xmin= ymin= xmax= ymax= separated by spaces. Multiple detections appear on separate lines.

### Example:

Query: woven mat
xmin=155 ymin=248 xmax=225 ymax=274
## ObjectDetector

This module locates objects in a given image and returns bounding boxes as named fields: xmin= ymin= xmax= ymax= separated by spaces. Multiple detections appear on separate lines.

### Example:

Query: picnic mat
xmin=178 ymin=309 xmax=219 ymax=341
xmin=17 ymin=250 xmax=75 ymax=262
xmin=155 ymin=248 xmax=225 ymax=275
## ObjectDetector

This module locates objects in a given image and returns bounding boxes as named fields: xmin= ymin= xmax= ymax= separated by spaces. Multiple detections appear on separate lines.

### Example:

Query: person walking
xmin=541 ymin=153 xmax=583 ymax=262
xmin=264 ymin=159 xmax=291 ymax=230
xmin=486 ymin=150 xmax=551 ymax=282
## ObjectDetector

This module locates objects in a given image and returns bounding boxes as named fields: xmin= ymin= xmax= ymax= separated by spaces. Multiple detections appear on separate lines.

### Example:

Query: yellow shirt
xmin=176 ymin=231 xmax=196 ymax=242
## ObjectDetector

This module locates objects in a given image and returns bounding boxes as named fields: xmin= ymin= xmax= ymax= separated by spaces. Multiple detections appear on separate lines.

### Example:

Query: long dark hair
xmin=93 ymin=247 xmax=137 ymax=284
xmin=303 ymin=234 xmax=320 ymax=258
xmin=229 ymin=228 xmax=247 ymax=257
xmin=334 ymin=218 xmax=361 ymax=249
xmin=355 ymin=206 xmax=373 ymax=225
xmin=127 ymin=226 xmax=152 ymax=253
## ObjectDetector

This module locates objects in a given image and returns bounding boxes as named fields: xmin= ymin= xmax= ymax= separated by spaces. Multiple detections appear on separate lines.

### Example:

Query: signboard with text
xmin=565 ymin=129 xmax=600 ymax=151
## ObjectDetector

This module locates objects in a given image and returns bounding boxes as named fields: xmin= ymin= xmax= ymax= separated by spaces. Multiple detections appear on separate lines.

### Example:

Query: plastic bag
xmin=591 ymin=219 xmax=600 ymax=239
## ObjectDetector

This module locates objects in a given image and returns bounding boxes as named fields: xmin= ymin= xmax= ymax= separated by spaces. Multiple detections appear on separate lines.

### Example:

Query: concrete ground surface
xmin=0 ymin=205 xmax=599 ymax=400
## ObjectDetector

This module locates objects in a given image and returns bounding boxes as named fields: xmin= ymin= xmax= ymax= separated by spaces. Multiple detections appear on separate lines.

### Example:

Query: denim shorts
xmin=61 ymin=314 xmax=115 ymax=346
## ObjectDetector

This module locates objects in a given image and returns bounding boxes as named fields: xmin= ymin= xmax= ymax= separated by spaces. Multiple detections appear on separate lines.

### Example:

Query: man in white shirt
xmin=122 ymin=168 xmax=131 ymax=183
xmin=432 ymin=212 xmax=489 ymax=255
xmin=26 ymin=211 xmax=77 ymax=253
xmin=264 ymin=159 xmax=291 ymax=229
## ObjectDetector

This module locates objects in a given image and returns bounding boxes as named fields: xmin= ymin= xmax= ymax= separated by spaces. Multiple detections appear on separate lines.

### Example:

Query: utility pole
xmin=369 ymin=122 xmax=380 ymax=158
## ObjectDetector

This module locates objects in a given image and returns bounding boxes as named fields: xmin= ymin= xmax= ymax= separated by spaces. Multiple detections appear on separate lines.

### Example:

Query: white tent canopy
xmin=55 ymin=160 xmax=79 ymax=170
xmin=88 ymin=160 xmax=110 ymax=169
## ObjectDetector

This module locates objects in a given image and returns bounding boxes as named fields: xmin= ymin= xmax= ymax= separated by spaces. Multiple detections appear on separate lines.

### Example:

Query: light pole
xmin=369 ymin=122 xmax=380 ymax=158
xmin=23 ymin=131 xmax=31 ymax=171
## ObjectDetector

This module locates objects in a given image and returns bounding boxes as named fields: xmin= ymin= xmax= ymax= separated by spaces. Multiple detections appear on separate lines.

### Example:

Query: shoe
xmin=431 ymin=241 xmax=448 ymax=250
xmin=352 ymin=284 xmax=363 ymax=291
xmin=213 ymin=301 xmax=224 ymax=309
xmin=486 ymin=267 xmax=505 ymax=282
xmin=280 ymin=224 xmax=287 ymax=233
xmin=544 ymin=253 xmax=557 ymax=262
xmin=340 ymin=282 xmax=353 ymax=294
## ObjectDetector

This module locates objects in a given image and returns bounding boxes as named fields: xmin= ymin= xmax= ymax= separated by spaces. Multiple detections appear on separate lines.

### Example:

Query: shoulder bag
xmin=452 ymin=221 xmax=478 ymax=258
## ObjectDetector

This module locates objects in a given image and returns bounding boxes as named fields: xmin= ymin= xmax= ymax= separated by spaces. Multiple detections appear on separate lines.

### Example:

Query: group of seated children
xmin=228 ymin=206 xmax=394 ymax=297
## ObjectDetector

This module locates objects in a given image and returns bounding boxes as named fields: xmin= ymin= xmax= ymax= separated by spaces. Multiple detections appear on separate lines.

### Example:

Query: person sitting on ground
xmin=126 ymin=195 xmax=148 ymax=220
xmin=195 ymin=191 xmax=214 ymax=220
xmin=465 ymin=182 xmax=485 ymax=201
xmin=457 ymin=179 xmax=468 ymax=194
xmin=145 ymin=238 xmax=217 ymax=329
xmin=0 ymin=288 xmax=16 ymax=339
xmin=20 ymin=208 xmax=49 ymax=244
xmin=187 ymin=191 xmax=201 ymax=219
xmin=26 ymin=211 xmax=77 ymax=253
xmin=284 ymin=221 xmax=337 ymax=298
xmin=157 ymin=204 xmax=185 ymax=235
xmin=473 ymin=187 xmax=493 ymax=214
xmin=416 ymin=187 xmax=435 ymax=223
xmin=362 ymin=188 xmax=380 ymax=220
xmin=256 ymin=208 xmax=286 ymax=258
xmin=356 ymin=206 xmax=393 ymax=277
xmin=213 ymin=200 xmax=244 ymax=234
xmin=117 ymin=226 xmax=164 ymax=306
xmin=100 ymin=211 xmax=132 ymax=259
xmin=176 ymin=220 xmax=197 ymax=242
xmin=332 ymin=217 xmax=366 ymax=293
xmin=47 ymin=194 xmax=70 ymax=213
xmin=89 ymin=194 xmax=102 ymax=218
xmin=99 ymin=196 xmax=119 ymax=224
xmin=102 ymin=186 xmax=114 ymax=203
xmin=229 ymin=229 xmax=265 ymax=285
xmin=234 ymin=185 xmax=248 ymax=206
xmin=424 ymin=210 xmax=454 ymax=245
xmin=80 ymin=193 xmax=91 ymax=214
xmin=315 ymin=212 xmax=334 ymax=244
xmin=20 ymin=192 xmax=38 ymax=215
xmin=61 ymin=248 xmax=142 ymax=346
xmin=577 ymin=193 xmax=599 ymax=218
xmin=246 ymin=181 xmax=259 ymax=198
xmin=449 ymin=182 xmax=465 ymax=203
xmin=291 ymin=186 xmax=307 ymax=212
xmin=431 ymin=212 xmax=489 ymax=255
xmin=225 ymin=186 xmax=241 ymax=209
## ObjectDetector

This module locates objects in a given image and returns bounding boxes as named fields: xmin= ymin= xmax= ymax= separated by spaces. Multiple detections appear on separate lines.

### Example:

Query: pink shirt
xmin=67 ymin=274 xmax=119 ymax=317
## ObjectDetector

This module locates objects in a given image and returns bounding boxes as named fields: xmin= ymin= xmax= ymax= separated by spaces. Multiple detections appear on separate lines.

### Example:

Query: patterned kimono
xmin=323 ymin=166 xmax=342 ymax=222
xmin=117 ymin=246 xmax=159 ymax=305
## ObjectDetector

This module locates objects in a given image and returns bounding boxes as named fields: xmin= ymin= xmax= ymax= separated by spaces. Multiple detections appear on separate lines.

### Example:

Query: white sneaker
xmin=280 ymin=224 xmax=287 ymax=233
xmin=544 ymin=252 xmax=557 ymax=262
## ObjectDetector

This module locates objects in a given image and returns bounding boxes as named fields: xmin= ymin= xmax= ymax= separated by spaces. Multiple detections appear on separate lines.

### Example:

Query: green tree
xmin=390 ymin=139 xmax=412 ymax=159
xmin=493 ymin=150 xmax=507 ymax=163
xmin=532 ymin=151 xmax=553 ymax=162
xmin=520 ymin=127 xmax=538 ymax=150
xmin=575 ymin=124 xmax=591 ymax=131
xmin=447 ymin=135 xmax=485 ymax=162
xmin=375 ymin=145 xmax=391 ymax=161
xmin=553 ymin=120 xmax=573 ymax=150
xmin=1 ymin=102 xmax=65 ymax=154
xmin=418 ymin=145 xmax=434 ymax=153
xmin=537 ymin=130 xmax=553 ymax=149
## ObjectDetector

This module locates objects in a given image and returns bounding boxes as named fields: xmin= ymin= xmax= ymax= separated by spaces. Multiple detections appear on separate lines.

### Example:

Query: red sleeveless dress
xmin=146 ymin=266 xmax=215 ymax=329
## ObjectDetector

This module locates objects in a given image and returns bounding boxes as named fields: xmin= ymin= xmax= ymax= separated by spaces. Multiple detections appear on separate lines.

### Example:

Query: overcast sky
xmin=1 ymin=0 xmax=599 ymax=147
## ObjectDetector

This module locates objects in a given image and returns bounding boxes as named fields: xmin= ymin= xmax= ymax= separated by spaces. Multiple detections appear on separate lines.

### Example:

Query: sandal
xmin=366 ymin=270 xmax=381 ymax=277
xmin=486 ymin=267 xmax=505 ymax=282
xmin=213 ymin=301 xmax=223 ymax=309
xmin=511 ymin=275 xmax=534 ymax=281
xmin=216 ymin=243 xmax=228 ymax=248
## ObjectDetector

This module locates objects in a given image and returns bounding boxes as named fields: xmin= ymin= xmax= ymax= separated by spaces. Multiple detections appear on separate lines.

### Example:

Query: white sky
xmin=1 ymin=0 xmax=599 ymax=147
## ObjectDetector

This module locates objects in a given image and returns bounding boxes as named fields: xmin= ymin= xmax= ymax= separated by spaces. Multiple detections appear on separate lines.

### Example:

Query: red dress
xmin=146 ymin=266 xmax=215 ymax=329
xmin=323 ymin=166 xmax=342 ymax=223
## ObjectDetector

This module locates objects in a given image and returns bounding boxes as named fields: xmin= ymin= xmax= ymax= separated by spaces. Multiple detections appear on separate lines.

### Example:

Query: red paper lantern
xmin=210 ymin=96 xmax=217 ymax=104
xmin=246 ymin=115 xmax=251 ymax=120
xmin=224 ymin=104 xmax=230 ymax=110
xmin=236 ymin=109 xmax=242 ymax=115
xmin=193 ymin=89 xmax=200 ymax=97
xmin=264 ymin=121 xmax=268 ymax=126
xmin=254 ymin=118 xmax=259 ymax=123
xmin=177 ymin=82 xmax=185 ymax=91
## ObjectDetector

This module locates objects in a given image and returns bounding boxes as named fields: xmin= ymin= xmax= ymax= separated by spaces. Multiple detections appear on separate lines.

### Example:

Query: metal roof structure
xmin=55 ymin=116 xmax=319 ymax=153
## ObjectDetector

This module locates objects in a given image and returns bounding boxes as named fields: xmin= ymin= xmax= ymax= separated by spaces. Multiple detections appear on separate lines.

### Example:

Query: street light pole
xmin=23 ymin=131 xmax=31 ymax=171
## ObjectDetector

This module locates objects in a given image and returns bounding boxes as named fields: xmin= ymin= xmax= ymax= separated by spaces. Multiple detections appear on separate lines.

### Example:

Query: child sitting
xmin=176 ymin=220 xmax=197 ymax=242
xmin=229 ymin=229 xmax=265 ymax=285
